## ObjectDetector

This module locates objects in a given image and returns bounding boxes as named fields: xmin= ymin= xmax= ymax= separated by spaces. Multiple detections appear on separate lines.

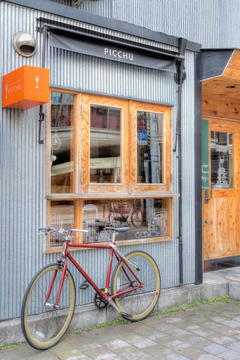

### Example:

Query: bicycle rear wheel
xmin=111 ymin=251 xmax=160 ymax=321
xmin=131 ymin=210 xmax=143 ymax=228
xmin=21 ymin=263 xmax=76 ymax=350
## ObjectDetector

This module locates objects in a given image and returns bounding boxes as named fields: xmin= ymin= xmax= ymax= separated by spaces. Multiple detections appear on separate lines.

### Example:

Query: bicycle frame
xmin=46 ymin=240 xmax=143 ymax=313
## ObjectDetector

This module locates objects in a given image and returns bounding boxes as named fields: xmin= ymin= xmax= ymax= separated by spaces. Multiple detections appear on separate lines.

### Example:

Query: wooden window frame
xmin=46 ymin=90 xmax=175 ymax=252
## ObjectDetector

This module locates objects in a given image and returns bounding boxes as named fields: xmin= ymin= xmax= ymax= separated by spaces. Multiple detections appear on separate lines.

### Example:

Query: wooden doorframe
xmin=202 ymin=118 xmax=240 ymax=271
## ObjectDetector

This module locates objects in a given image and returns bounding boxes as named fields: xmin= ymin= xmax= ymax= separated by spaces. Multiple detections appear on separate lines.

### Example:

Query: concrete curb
xmin=0 ymin=278 xmax=231 ymax=346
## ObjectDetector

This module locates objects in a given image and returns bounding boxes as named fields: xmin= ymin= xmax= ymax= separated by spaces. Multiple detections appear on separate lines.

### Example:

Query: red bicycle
xmin=21 ymin=226 xmax=161 ymax=350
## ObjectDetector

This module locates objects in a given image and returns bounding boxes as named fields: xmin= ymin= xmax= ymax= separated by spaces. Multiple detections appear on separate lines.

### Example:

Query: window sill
xmin=46 ymin=192 xmax=179 ymax=200
xmin=45 ymin=236 xmax=174 ymax=253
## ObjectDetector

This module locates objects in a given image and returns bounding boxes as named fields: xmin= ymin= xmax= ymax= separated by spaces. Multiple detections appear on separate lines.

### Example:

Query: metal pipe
xmin=174 ymin=38 xmax=187 ymax=285
xmin=38 ymin=25 xmax=48 ymax=144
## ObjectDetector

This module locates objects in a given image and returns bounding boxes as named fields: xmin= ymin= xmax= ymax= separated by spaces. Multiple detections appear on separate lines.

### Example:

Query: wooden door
xmin=203 ymin=119 xmax=240 ymax=264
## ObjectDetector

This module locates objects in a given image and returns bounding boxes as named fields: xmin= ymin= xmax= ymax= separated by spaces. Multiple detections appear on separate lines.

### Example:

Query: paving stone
xmin=0 ymin=348 xmax=27 ymax=360
xmin=132 ymin=337 xmax=156 ymax=349
xmin=52 ymin=348 xmax=86 ymax=360
xmin=191 ymin=327 xmax=216 ymax=338
xmin=165 ymin=353 xmax=191 ymax=360
xmin=101 ymin=339 xmax=131 ymax=351
xmin=84 ymin=347 xmax=120 ymax=360
xmin=49 ymin=339 xmax=76 ymax=355
xmin=165 ymin=328 xmax=192 ymax=339
xmin=14 ymin=343 xmax=41 ymax=357
xmin=28 ymin=351 xmax=59 ymax=360
xmin=141 ymin=343 xmax=174 ymax=358
xmin=179 ymin=335 xmax=214 ymax=350
xmin=116 ymin=345 xmax=156 ymax=360
xmin=221 ymin=320 xmax=240 ymax=329
xmin=203 ymin=343 xmax=229 ymax=355
xmin=191 ymin=355 xmax=221 ymax=360
xmin=82 ymin=328 xmax=117 ymax=343
xmin=165 ymin=317 xmax=184 ymax=324
xmin=211 ymin=335 xmax=235 ymax=345
xmin=173 ymin=345 xmax=210 ymax=359
xmin=218 ymin=350 xmax=240 ymax=359
xmin=227 ymin=340 xmax=240 ymax=352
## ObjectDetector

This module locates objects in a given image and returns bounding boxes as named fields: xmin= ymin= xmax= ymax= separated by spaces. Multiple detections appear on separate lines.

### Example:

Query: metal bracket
xmin=205 ymin=188 xmax=212 ymax=204
xmin=38 ymin=111 xmax=45 ymax=144
xmin=36 ymin=26 xmax=44 ymax=33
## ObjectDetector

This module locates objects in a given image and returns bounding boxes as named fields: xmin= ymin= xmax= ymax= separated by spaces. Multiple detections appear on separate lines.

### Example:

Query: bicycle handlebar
xmin=39 ymin=227 xmax=89 ymax=234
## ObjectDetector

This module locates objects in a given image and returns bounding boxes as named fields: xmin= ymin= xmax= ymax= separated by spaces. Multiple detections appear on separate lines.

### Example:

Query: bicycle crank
xmin=93 ymin=289 xmax=109 ymax=310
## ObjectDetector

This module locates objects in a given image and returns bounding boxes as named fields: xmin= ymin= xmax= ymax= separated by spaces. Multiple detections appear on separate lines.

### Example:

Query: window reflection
xmin=82 ymin=199 xmax=169 ymax=243
xmin=50 ymin=201 xmax=75 ymax=247
xmin=137 ymin=111 xmax=163 ymax=184
xmin=90 ymin=106 xmax=121 ymax=184
xmin=51 ymin=92 xmax=74 ymax=193
xmin=211 ymin=132 xmax=233 ymax=189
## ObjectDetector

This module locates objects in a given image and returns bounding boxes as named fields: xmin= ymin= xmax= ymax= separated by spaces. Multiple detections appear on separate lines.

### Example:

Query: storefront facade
xmin=5 ymin=0 xmax=240 ymax=323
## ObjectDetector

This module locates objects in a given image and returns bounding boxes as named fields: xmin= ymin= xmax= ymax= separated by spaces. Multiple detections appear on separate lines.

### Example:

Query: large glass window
xmin=82 ymin=198 xmax=170 ymax=243
xmin=48 ymin=93 xmax=173 ymax=249
xmin=90 ymin=106 xmax=121 ymax=184
xmin=51 ymin=92 xmax=74 ymax=193
xmin=137 ymin=111 xmax=163 ymax=184
xmin=211 ymin=131 xmax=233 ymax=189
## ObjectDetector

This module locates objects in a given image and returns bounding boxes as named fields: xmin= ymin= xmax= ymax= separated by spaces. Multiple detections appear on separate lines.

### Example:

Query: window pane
xmin=90 ymin=106 xmax=121 ymax=183
xmin=211 ymin=131 xmax=233 ymax=189
xmin=51 ymin=92 xmax=74 ymax=193
xmin=82 ymin=199 xmax=169 ymax=243
xmin=137 ymin=111 xmax=163 ymax=184
xmin=50 ymin=201 xmax=75 ymax=247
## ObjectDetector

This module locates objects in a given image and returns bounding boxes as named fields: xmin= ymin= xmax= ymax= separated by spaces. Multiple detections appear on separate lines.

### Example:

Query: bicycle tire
xmin=131 ymin=210 xmax=143 ymax=228
xmin=108 ymin=211 xmax=122 ymax=227
xmin=21 ymin=263 xmax=76 ymax=350
xmin=111 ymin=251 xmax=161 ymax=322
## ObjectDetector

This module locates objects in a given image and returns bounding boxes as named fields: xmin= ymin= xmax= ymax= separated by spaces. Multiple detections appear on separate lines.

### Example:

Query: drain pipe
xmin=38 ymin=25 xmax=48 ymax=144
xmin=173 ymin=38 xmax=187 ymax=285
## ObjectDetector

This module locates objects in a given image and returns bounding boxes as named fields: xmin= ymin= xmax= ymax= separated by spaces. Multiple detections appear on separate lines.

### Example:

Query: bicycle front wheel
xmin=21 ymin=263 xmax=76 ymax=350
xmin=111 ymin=251 xmax=160 ymax=322
xmin=108 ymin=211 xmax=122 ymax=227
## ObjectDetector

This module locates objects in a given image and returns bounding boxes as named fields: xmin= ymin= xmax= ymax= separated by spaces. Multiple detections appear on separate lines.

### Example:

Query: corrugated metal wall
xmin=0 ymin=1 xmax=197 ymax=321
xmin=75 ymin=0 xmax=240 ymax=49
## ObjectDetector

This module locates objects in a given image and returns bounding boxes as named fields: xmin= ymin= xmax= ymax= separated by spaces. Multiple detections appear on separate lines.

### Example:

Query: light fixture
xmin=13 ymin=32 xmax=37 ymax=58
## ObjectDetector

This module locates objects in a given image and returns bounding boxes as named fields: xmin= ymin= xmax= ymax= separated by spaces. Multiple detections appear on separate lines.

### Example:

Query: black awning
xmin=47 ymin=25 xmax=180 ymax=73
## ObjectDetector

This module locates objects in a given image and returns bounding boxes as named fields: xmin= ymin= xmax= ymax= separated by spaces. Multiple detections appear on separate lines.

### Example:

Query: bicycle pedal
xmin=80 ymin=280 xmax=89 ymax=290
xmin=120 ymin=311 xmax=132 ymax=318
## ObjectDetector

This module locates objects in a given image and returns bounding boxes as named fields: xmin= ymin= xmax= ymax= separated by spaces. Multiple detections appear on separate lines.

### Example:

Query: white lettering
xmin=103 ymin=47 xmax=134 ymax=61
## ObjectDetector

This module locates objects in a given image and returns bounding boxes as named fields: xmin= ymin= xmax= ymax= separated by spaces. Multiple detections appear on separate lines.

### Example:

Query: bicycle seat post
xmin=111 ymin=230 xmax=116 ymax=243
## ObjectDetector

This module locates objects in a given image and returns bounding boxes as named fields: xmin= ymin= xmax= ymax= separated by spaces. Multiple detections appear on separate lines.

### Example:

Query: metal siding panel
xmin=0 ymin=2 xmax=196 ymax=320
xmin=110 ymin=0 xmax=240 ymax=49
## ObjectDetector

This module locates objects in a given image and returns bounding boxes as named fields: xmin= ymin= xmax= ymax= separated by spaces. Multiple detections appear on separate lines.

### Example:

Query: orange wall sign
xmin=2 ymin=65 xmax=49 ymax=110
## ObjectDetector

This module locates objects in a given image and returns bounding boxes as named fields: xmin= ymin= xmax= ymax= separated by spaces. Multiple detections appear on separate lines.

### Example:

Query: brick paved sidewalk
xmin=2 ymin=299 xmax=240 ymax=360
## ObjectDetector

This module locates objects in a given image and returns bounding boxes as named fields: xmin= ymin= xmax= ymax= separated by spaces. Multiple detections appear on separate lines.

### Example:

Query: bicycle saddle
xmin=104 ymin=226 xmax=129 ymax=233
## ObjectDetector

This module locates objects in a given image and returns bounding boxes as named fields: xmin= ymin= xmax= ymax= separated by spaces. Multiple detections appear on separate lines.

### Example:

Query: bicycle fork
xmin=44 ymin=260 xmax=68 ymax=309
